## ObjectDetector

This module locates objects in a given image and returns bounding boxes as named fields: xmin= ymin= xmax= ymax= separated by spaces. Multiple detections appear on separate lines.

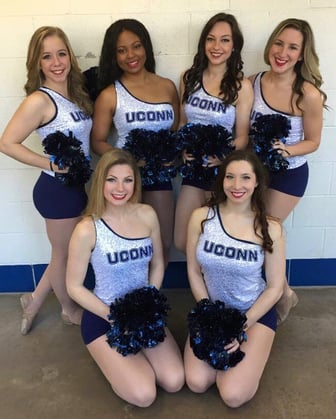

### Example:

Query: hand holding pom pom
xmin=42 ymin=130 xmax=92 ymax=186
xmin=188 ymin=299 xmax=247 ymax=370
xmin=123 ymin=129 xmax=179 ymax=186
xmin=175 ymin=123 xmax=234 ymax=183
xmin=106 ymin=286 xmax=170 ymax=356
xmin=250 ymin=114 xmax=291 ymax=172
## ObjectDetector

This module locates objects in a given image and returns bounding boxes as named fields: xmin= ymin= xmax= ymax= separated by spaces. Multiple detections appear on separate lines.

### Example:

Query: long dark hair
xmin=204 ymin=150 xmax=274 ymax=252
xmin=98 ymin=19 xmax=155 ymax=92
xmin=182 ymin=13 xmax=244 ymax=106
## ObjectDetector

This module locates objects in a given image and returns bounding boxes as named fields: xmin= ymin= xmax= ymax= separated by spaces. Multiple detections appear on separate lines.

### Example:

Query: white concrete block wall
xmin=0 ymin=0 xmax=335 ymax=265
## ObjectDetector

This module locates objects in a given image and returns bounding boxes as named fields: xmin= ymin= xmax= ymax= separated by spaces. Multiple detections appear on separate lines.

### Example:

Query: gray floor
xmin=1 ymin=288 xmax=335 ymax=419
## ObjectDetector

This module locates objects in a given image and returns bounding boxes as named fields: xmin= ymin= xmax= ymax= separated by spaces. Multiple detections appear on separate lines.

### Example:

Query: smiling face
xmin=268 ymin=27 xmax=303 ymax=74
xmin=205 ymin=21 xmax=234 ymax=67
xmin=39 ymin=35 xmax=71 ymax=86
xmin=223 ymin=160 xmax=258 ymax=205
xmin=116 ymin=30 xmax=147 ymax=74
xmin=103 ymin=164 xmax=135 ymax=206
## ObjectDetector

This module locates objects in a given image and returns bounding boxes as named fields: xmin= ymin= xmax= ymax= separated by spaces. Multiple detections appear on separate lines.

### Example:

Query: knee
xmin=162 ymin=370 xmax=185 ymax=393
xmin=185 ymin=374 xmax=210 ymax=394
xmin=219 ymin=384 xmax=257 ymax=408
xmin=114 ymin=384 xmax=156 ymax=408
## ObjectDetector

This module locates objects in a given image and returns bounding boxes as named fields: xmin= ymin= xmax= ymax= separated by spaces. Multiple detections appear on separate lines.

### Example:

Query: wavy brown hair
xmin=203 ymin=150 xmax=275 ymax=253
xmin=182 ymin=13 xmax=244 ymax=106
xmin=24 ymin=26 xmax=92 ymax=115
xmin=264 ymin=18 xmax=327 ymax=112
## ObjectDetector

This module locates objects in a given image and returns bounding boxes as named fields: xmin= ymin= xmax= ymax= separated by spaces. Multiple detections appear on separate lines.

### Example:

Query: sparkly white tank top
xmin=91 ymin=218 xmax=153 ymax=305
xmin=196 ymin=207 xmax=265 ymax=311
xmin=250 ymin=72 xmax=306 ymax=169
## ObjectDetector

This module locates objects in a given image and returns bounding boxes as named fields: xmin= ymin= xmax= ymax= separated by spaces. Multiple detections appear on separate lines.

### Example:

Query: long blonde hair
xmin=24 ymin=26 xmax=92 ymax=115
xmin=264 ymin=18 xmax=327 ymax=110
xmin=85 ymin=149 xmax=142 ymax=218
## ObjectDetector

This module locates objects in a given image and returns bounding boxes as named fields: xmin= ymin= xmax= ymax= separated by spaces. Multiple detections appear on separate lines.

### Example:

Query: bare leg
xmin=142 ymin=190 xmax=174 ymax=267
xmin=184 ymin=335 xmax=217 ymax=393
xmin=87 ymin=336 xmax=157 ymax=407
xmin=87 ymin=329 xmax=184 ymax=407
xmin=266 ymin=188 xmax=301 ymax=324
xmin=216 ymin=323 xmax=275 ymax=408
xmin=174 ymin=185 xmax=209 ymax=254
xmin=21 ymin=217 xmax=82 ymax=334
xmin=143 ymin=328 xmax=185 ymax=392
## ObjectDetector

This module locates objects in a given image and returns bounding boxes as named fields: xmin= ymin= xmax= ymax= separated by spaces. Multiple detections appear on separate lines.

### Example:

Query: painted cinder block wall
xmin=0 ymin=0 xmax=335 ymax=291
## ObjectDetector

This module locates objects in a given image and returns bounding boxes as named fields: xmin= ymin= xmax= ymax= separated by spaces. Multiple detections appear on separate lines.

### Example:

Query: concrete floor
xmin=1 ymin=288 xmax=335 ymax=419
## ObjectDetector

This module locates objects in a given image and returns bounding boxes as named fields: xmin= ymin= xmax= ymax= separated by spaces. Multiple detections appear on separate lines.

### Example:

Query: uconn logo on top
xmin=70 ymin=111 xmax=91 ymax=122
xmin=106 ymin=244 xmax=153 ymax=265
xmin=125 ymin=110 xmax=174 ymax=123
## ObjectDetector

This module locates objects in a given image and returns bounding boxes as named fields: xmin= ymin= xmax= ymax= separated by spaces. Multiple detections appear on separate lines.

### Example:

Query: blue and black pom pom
xmin=106 ymin=286 xmax=170 ymax=356
xmin=250 ymin=114 xmax=291 ymax=172
xmin=123 ymin=128 xmax=178 ymax=186
xmin=42 ymin=130 xmax=92 ymax=186
xmin=188 ymin=298 xmax=247 ymax=370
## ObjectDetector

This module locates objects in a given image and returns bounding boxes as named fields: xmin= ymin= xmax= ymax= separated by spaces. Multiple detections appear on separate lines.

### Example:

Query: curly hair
xmin=182 ymin=13 xmax=244 ymax=106
xmin=264 ymin=18 xmax=327 ymax=111
xmin=202 ymin=150 xmax=274 ymax=253
xmin=24 ymin=26 xmax=92 ymax=115
xmin=98 ymin=19 xmax=155 ymax=92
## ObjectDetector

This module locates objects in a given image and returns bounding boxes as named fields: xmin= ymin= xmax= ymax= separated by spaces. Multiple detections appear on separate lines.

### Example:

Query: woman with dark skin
xmin=91 ymin=19 xmax=179 ymax=267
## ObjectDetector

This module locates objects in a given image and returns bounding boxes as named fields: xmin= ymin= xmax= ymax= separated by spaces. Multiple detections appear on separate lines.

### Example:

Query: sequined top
xmin=196 ymin=207 xmax=265 ymax=311
xmin=184 ymin=84 xmax=236 ymax=131
xmin=37 ymin=87 xmax=92 ymax=177
xmin=113 ymin=80 xmax=175 ymax=148
xmin=250 ymin=72 xmax=305 ymax=169
xmin=91 ymin=218 xmax=153 ymax=305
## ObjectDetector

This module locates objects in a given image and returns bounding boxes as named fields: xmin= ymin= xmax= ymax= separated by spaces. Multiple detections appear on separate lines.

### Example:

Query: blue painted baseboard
xmin=0 ymin=259 xmax=335 ymax=293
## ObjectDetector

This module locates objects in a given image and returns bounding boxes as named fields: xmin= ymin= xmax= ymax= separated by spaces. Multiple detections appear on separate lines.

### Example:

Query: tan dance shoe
xmin=276 ymin=290 xmax=299 ymax=326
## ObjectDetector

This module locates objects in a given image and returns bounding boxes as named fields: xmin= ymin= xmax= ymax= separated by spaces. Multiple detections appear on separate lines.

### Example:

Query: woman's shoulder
xmin=301 ymin=80 xmax=324 ymax=104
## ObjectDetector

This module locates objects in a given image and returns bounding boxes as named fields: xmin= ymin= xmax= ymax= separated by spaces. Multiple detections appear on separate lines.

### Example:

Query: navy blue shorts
xmin=33 ymin=171 xmax=87 ymax=219
xmin=257 ymin=306 xmax=277 ymax=332
xmin=142 ymin=180 xmax=173 ymax=192
xmin=181 ymin=173 xmax=216 ymax=191
xmin=269 ymin=162 xmax=309 ymax=198
xmin=81 ymin=309 xmax=110 ymax=345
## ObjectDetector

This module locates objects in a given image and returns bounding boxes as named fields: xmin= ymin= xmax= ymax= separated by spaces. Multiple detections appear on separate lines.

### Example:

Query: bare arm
xmin=285 ymin=83 xmax=324 ymax=157
xmin=233 ymin=77 xmax=254 ymax=150
xmin=186 ymin=207 xmax=210 ymax=302
xmin=178 ymin=72 xmax=188 ymax=128
xmin=0 ymin=92 xmax=58 ymax=171
xmin=245 ymin=220 xmax=286 ymax=329
xmin=66 ymin=217 xmax=110 ymax=320
xmin=90 ymin=85 xmax=116 ymax=156
xmin=141 ymin=205 xmax=165 ymax=290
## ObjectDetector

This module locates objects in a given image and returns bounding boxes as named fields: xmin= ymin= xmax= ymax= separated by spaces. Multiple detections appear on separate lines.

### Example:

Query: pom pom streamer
xmin=42 ymin=130 xmax=92 ymax=186
xmin=188 ymin=299 xmax=247 ymax=370
xmin=123 ymin=128 xmax=179 ymax=186
xmin=250 ymin=114 xmax=291 ymax=172
xmin=175 ymin=123 xmax=234 ymax=183
xmin=106 ymin=286 xmax=170 ymax=356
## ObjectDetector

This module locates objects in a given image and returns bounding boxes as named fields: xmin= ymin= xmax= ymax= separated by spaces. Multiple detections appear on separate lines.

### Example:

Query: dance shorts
xmin=33 ymin=171 xmax=87 ymax=219
xmin=142 ymin=180 xmax=173 ymax=192
xmin=81 ymin=309 xmax=110 ymax=345
xmin=268 ymin=162 xmax=309 ymax=198
xmin=257 ymin=306 xmax=277 ymax=332
xmin=181 ymin=176 xmax=214 ymax=191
